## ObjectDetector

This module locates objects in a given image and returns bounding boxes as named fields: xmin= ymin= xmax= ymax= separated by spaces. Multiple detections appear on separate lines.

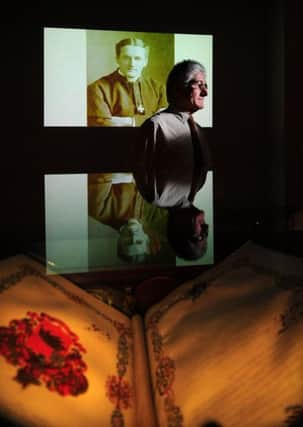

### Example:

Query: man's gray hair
xmin=166 ymin=59 xmax=206 ymax=104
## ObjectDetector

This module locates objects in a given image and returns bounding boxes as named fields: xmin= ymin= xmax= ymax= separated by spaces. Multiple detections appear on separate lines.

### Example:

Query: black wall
xmin=3 ymin=1 xmax=299 ymax=260
xmin=285 ymin=5 xmax=303 ymax=217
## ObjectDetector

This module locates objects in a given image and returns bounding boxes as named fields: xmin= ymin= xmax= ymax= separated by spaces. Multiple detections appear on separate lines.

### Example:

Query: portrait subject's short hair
xmin=166 ymin=59 xmax=206 ymax=104
xmin=115 ymin=38 xmax=149 ymax=57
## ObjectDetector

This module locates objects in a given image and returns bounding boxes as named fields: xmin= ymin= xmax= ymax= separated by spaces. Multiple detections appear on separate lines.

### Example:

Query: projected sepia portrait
xmin=87 ymin=33 xmax=172 ymax=127
xmin=44 ymin=28 xmax=213 ymax=127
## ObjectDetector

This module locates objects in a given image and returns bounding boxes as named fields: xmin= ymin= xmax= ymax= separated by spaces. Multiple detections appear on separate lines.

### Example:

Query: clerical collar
xmin=117 ymin=69 xmax=140 ymax=83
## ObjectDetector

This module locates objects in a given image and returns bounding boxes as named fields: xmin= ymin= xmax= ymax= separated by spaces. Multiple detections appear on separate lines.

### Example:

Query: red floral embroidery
xmin=0 ymin=265 xmax=133 ymax=425
xmin=110 ymin=408 xmax=124 ymax=427
xmin=106 ymin=375 xmax=132 ymax=410
xmin=104 ymin=326 xmax=133 ymax=426
xmin=0 ymin=311 xmax=88 ymax=396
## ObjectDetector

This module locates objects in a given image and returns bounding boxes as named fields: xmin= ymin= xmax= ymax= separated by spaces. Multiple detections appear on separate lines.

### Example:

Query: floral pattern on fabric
xmin=0 ymin=311 xmax=88 ymax=396
xmin=144 ymin=281 xmax=211 ymax=426
xmin=148 ymin=322 xmax=183 ymax=426
xmin=145 ymin=250 xmax=303 ymax=427
xmin=106 ymin=375 xmax=132 ymax=410
xmin=106 ymin=323 xmax=133 ymax=427
xmin=0 ymin=262 xmax=134 ymax=426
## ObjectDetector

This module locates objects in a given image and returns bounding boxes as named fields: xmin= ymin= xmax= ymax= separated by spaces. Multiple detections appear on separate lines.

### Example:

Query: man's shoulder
xmin=88 ymin=71 xmax=121 ymax=88
xmin=150 ymin=109 xmax=182 ymax=123
xmin=142 ymin=109 xmax=169 ymax=125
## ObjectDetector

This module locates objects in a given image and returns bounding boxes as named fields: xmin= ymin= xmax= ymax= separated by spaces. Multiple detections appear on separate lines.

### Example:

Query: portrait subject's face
xmin=116 ymin=45 xmax=148 ymax=82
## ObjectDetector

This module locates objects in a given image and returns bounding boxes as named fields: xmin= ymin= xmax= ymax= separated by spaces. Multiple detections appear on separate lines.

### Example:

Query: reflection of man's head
xmin=167 ymin=206 xmax=209 ymax=261
xmin=118 ymin=218 xmax=150 ymax=263
xmin=116 ymin=38 xmax=149 ymax=82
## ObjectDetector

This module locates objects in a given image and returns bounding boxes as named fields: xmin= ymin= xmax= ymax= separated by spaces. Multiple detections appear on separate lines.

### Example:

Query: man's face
xmin=192 ymin=211 xmax=208 ymax=242
xmin=184 ymin=71 xmax=208 ymax=113
xmin=117 ymin=45 xmax=148 ymax=82
xmin=118 ymin=219 xmax=149 ymax=256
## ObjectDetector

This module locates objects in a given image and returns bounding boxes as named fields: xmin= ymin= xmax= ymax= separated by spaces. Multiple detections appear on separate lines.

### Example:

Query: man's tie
xmin=187 ymin=114 xmax=208 ymax=202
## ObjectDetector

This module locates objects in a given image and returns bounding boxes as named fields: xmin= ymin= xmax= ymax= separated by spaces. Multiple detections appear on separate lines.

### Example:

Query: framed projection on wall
xmin=44 ymin=27 xmax=213 ymax=128
xmin=44 ymin=172 xmax=214 ymax=274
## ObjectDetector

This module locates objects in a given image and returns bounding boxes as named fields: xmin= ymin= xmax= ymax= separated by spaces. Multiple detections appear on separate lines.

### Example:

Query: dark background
xmin=2 ymin=1 xmax=302 ymax=267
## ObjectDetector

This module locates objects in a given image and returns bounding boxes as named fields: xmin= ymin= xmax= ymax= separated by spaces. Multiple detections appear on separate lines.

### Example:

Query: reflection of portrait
xmin=133 ymin=60 xmax=212 ymax=260
xmin=88 ymin=173 xmax=174 ymax=264
xmin=87 ymin=38 xmax=168 ymax=127
xmin=118 ymin=219 xmax=151 ymax=262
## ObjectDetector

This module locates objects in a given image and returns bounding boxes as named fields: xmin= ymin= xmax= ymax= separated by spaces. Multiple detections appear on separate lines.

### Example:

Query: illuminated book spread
xmin=0 ymin=241 xmax=302 ymax=427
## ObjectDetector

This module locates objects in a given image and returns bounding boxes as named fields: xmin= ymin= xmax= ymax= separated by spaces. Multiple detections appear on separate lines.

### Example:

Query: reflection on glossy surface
xmin=88 ymin=173 xmax=174 ymax=267
xmin=44 ymin=172 xmax=213 ymax=274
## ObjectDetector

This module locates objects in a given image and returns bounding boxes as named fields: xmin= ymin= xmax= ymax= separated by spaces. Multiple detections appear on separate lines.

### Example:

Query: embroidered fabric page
xmin=0 ymin=255 xmax=135 ymax=427
xmin=144 ymin=241 xmax=303 ymax=427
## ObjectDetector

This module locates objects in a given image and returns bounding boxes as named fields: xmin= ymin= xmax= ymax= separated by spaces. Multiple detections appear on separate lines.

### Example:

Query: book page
xmin=144 ymin=242 xmax=303 ymax=427
xmin=0 ymin=255 xmax=136 ymax=427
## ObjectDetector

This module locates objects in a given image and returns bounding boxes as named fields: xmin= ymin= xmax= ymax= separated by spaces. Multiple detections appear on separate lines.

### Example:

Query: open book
xmin=0 ymin=241 xmax=302 ymax=427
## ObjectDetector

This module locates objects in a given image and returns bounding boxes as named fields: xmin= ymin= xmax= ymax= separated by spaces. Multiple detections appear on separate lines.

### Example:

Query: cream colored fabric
xmin=1 ymin=244 xmax=302 ymax=427
xmin=145 ymin=242 xmax=303 ymax=427
xmin=0 ymin=255 xmax=136 ymax=427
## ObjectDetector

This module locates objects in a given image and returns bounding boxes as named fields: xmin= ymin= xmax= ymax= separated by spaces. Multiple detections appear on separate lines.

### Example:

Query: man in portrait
xmin=87 ymin=37 xmax=168 ymax=127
